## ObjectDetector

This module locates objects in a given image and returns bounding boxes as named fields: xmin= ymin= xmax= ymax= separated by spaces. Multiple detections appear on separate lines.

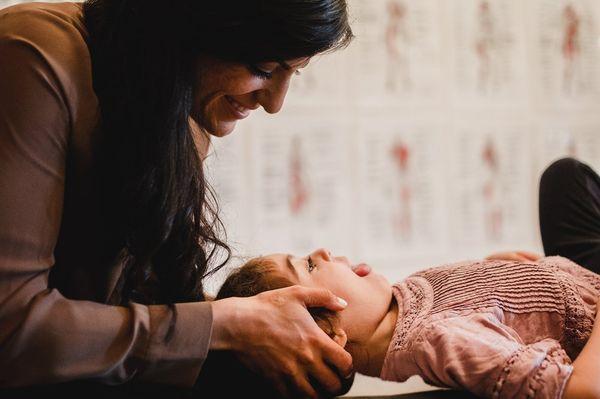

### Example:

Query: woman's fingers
xmin=272 ymin=378 xmax=292 ymax=399
xmin=292 ymin=285 xmax=353 ymax=383
xmin=306 ymin=352 xmax=347 ymax=395
xmin=319 ymin=332 xmax=354 ymax=379
xmin=515 ymin=251 xmax=543 ymax=261
xmin=292 ymin=285 xmax=348 ymax=312
xmin=288 ymin=371 xmax=319 ymax=399
xmin=485 ymin=251 xmax=543 ymax=262
xmin=227 ymin=287 xmax=353 ymax=397
xmin=286 ymin=286 xmax=353 ymax=396
xmin=485 ymin=252 xmax=522 ymax=261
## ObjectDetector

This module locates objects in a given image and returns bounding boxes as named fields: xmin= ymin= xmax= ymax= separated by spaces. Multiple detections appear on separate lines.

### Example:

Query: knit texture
xmin=381 ymin=256 xmax=599 ymax=399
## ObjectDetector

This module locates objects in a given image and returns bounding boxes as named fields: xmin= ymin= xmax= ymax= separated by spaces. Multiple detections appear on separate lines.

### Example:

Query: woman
xmin=0 ymin=1 xmax=353 ymax=397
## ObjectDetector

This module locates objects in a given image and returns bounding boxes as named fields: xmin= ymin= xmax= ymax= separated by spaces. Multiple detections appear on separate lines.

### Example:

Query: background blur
xmin=205 ymin=1 xmax=600 ymax=394
xmin=3 ymin=0 xmax=600 ymax=395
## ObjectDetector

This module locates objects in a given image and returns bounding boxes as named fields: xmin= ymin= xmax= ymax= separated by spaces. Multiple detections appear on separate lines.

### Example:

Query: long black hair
xmin=82 ymin=0 xmax=353 ymax=306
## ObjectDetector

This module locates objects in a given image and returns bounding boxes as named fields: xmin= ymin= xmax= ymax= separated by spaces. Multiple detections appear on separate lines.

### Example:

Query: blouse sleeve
xmin=411 ymin=312 xmax=573 ymax=399
xmin=0 ymin=17 xmax=212 ymax=388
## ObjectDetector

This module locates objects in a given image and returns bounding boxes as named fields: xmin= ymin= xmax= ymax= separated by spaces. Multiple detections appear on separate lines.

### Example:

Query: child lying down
xmin=215 ymin=250 xmax=600 ymax=399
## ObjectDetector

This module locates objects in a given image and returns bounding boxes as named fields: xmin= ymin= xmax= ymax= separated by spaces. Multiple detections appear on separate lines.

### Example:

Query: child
xmin=215 ymin=250 xmax=599 ymax=399
xmin=211 ymin=158 xmax=600 ymax=399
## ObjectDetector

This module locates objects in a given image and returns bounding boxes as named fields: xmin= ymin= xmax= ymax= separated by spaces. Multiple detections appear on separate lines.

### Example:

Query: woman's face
xmin=191 ymin=55 xmax=310 ymax=137
xmin=266 ymin=248 xmax=393 ymax=344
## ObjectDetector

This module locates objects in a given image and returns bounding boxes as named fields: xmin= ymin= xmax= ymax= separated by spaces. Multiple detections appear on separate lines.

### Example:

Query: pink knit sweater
xmin=380 ymin=256 xmax=599 ymax=399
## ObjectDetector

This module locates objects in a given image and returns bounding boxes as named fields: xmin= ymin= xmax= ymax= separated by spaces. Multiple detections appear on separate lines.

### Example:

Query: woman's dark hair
xmin=81 ymin=0 xmax=353 ymax=306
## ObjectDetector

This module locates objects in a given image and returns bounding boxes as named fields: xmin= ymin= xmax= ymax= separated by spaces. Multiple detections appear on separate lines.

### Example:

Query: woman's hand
xmin=210 ymin=285 xmax=353 ymax=398
xmin=485 ymin=250 xmax=542 ymax=262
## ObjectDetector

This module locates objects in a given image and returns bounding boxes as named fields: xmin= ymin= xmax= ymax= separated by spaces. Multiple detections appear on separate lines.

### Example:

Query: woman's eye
xmin=248 ymin=64 xmax=273 ymax=80
xmin=307 ymin=257 xmax=316 ymax=272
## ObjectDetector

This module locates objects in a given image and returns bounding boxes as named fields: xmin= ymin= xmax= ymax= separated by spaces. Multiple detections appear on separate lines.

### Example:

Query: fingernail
xmin=337 ymin=297 xmax=348 ymax=307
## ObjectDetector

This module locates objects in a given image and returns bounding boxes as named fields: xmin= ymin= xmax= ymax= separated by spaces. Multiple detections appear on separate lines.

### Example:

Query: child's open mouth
xmin=352 ymin=263 xmax=371 ymax=277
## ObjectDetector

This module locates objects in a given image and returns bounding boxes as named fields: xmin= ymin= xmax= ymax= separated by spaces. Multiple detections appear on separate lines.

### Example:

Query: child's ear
xmin=333 ymin=328 xmax=347 ymax=348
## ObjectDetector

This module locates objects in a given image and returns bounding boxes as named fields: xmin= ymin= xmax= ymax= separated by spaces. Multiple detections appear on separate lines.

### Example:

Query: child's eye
xmin=307 ymin=257 xmax=316 ymax=272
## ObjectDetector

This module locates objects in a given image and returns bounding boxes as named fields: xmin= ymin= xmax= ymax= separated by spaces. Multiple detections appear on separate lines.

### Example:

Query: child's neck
xmin=348 ymin=298 xmax=399 ymax=377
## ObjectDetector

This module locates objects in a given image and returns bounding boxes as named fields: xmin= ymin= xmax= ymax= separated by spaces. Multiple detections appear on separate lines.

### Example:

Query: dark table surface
xmin=0 ymin=383 xmax=478 ymax=399
xmin=346 ymin=391 xmax=478 ymax=399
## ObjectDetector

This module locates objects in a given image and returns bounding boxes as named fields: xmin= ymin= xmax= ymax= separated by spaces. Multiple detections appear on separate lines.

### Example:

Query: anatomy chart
xmin=5 ymin=0 xmax=600 ymax=286
xmin=534 ymin=0 xmax=600 ymax=102
xmin=247 ymin=114 xmax=356 ymax=258
xmin=285 ymin=54 xmax=349 ymax=107
xmin=446 ymin=125 xmax=534 ymax=249
xmin=349 ymin=0 xmax=444 ymax=105
xmin=451 ymin=0 xmax=527 ymax=103
xmin=204 ymin=130 xmax=251 ymax=248
xmin=355 ymin=117 xmax=446 ymax=257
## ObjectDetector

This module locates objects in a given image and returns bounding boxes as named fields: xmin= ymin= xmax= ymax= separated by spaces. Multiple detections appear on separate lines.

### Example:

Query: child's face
xmin=266 ymin=248 xmax=393 ymax=344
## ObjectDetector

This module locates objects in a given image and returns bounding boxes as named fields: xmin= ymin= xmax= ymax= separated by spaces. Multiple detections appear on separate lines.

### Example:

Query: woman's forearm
xmin=209 ymin=296 xmax=247 ymax=351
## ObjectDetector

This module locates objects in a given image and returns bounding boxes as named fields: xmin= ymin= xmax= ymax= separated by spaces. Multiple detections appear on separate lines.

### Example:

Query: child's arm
xmin=563 ymin=298 xmax=600 ymax=399
xmin=407 ymin=313 xmax=573 ymax=399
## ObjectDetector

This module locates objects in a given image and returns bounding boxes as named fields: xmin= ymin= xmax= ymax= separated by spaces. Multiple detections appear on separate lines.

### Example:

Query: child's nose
xmin=312 ymin=248 xmax=332 ymax=261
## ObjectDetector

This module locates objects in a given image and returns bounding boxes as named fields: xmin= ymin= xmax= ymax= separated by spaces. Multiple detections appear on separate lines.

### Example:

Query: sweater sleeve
xmin=411 ymin=312 xmax=573 ymax=399
xmin=0 ymin=20 xmax=212 ymax=388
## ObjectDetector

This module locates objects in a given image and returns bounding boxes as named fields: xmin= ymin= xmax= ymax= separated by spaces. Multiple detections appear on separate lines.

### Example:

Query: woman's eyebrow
xmin=278 ymin=61 xmax=292 ymax=70
xmin=278 ymin=58 xmax=310 ymax=70
xmin=286 ymin=254 xmax=299 ymax=279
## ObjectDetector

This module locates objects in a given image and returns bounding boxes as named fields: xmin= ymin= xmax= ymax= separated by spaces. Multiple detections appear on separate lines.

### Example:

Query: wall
xmin=202 ymin=1 xmax=600 ymax=394
xmin=3 ymin=0 xmax=600 ymax=395
xmin=205 ymin=0 xmax=600 ymax=284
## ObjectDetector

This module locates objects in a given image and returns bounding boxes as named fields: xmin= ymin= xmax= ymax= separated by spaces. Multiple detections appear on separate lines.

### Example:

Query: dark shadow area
xmin=0 ymin=381 xmax=196 ymax=399
xmin=345 ymin=390 xmax=478 ymax=399
xmin=0 ymin=382 xmax=476 ymax=399
xmin=0 ymin=352 xmax=474 ymax=399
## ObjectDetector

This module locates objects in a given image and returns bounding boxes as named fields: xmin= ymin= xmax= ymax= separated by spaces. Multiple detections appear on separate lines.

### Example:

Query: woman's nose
xmin=257 ymin=75 xmax=291 ymax=114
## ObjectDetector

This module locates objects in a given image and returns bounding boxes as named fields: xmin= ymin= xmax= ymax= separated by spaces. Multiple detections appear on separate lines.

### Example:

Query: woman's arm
xmin=210 ymin=286 xmax=353 ymax=398
xmin=0 ymin=15 xmax=214 ymax=388
xmin=563 ymin=299 xmax=600 ymax=399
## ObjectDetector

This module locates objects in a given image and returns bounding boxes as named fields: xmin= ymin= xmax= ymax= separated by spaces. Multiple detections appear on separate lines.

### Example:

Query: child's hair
xmin=216 ymin=256 xmax=340 ymax=338
xmin=195 ymin=256 xmax=352 ymax=397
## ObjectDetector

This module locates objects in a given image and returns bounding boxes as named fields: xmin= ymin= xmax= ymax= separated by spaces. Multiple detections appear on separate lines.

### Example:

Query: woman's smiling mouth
xmin=225 ymin=95 xmax=251 ymax=119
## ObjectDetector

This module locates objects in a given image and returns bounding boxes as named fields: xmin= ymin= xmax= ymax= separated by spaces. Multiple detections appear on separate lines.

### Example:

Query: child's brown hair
xmin=216 ymin=256 xmax=341 ymax=339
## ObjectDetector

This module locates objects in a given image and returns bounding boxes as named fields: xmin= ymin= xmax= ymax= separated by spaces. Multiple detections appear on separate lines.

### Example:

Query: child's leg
xmin=539 ymin=157 xmax=600 ymax=273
